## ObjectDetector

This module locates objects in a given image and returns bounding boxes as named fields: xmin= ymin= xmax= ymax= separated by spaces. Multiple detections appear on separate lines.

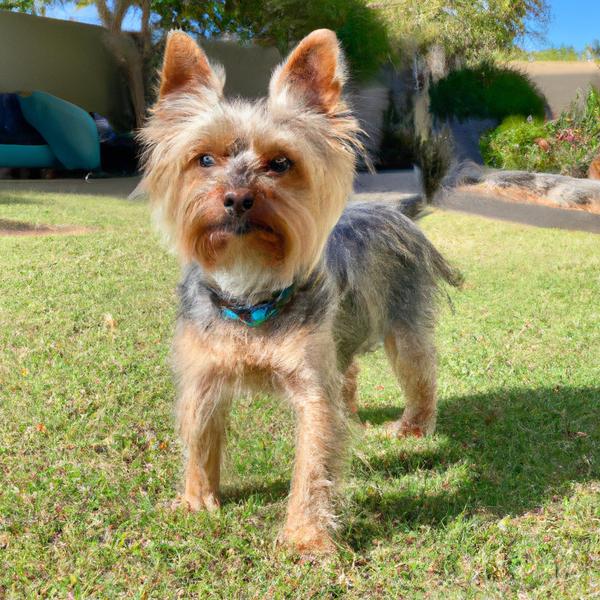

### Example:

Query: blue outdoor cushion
xmin=18 ymin=91 xmax=100 ymax=171
xmin=0 ymin=144 xmax=58 ymax=168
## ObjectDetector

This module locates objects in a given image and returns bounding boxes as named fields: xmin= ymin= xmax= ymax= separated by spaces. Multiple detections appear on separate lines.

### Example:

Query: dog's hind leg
xmin=383 ymin=326 xmax=437 ymax=437
xmin=341 ymin=360 xmax=359 ymax=415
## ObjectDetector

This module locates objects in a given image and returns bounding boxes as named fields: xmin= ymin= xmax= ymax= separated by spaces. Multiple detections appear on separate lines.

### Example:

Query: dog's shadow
xmin=0 ymin=194 xmax=43 ymax=206
xmin=221 ymin=386 xmax=598 ymax=551
xmin=345 ymin=385 xmax=599 ymax=550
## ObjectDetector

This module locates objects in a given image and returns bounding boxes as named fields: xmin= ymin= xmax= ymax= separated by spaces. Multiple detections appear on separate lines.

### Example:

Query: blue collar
xmin=212 ymin=285 xmax=295 ymax=327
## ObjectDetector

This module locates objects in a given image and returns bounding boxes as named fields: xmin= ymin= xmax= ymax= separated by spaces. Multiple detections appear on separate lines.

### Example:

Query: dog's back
xmin=326 ymin=200 xmax=461 ymax=368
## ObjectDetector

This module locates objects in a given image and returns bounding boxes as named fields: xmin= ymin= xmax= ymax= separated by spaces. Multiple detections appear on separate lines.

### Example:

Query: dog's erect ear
xmin=159 ymin=31 xmax=224 ymax=98
xmin=269 ymin=29 xmax=346 ymax=114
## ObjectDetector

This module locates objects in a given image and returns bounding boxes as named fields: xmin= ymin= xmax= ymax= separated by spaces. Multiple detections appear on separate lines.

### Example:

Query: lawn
xmin=0 ymin=189 xmax=598 ymax=598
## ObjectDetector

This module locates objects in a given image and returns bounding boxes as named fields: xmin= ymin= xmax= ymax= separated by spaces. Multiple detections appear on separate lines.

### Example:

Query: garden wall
xmin=0 ymin=11 xmax=136 ymax=131
xmin=510 ymin=60 xmax=600 ymax=117
xmin=0 ymin=12 xmax=284 ymax=132
xmin=0 ymin=11 xmax=385 ymax=151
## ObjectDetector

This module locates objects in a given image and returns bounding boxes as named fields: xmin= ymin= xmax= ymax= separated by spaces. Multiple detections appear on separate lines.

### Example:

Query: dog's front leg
xmin=281 ymin=373 xmax=347 ymax=554
xmin=172 ymin=323 xmax=230 ymax=512
xmin=175 ymin=375 xmax=229 ymax=513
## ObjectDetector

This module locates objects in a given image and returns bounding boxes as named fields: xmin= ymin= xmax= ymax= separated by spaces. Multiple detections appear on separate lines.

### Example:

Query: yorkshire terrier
xmin=140 ymin=29 xmax=461 ymax=553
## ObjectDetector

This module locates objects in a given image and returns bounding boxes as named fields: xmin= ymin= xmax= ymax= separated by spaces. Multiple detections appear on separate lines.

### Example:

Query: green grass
xmin=1 ymin=190 xmax=599 ymax=598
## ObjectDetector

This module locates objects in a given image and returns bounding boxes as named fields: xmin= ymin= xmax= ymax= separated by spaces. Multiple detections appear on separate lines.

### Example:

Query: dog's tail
xmin=399 ymin=134 xmax=464 ymax=289
xmin=430 ymin=243 xmax=464 ymax=288
xmin=397 ymin=131 xmax=454 ymax=220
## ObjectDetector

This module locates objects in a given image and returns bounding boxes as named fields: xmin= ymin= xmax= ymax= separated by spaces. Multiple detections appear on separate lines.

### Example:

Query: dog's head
xmin=140 ymin=29 xmax=361 ymax=296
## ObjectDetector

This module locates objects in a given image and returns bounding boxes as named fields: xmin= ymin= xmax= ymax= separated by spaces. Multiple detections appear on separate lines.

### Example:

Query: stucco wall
xmin=0 ymin=12 xmax=287 ymax=130
xmin=0 ymin=10 xmax=135 ymax=130
xmin=511 ymin=60 xmax=600 ymax=117
xmin=0 ymin=12 xmax=385 ymax=145
xmin=202 ymin=40 xmax=282 ymax=99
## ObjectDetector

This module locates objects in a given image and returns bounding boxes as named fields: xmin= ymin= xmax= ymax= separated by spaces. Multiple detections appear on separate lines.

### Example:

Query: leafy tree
xmin=371 ymin=0 xmax=549 ymax=62
xmin=222 ymin=0 xmax=390 ymax=81
xmin=0 ymin=0 xmax=41 ymax=12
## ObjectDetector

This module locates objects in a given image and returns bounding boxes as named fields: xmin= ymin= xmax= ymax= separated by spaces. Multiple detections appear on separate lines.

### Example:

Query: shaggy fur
xmin=139 ymin=29 xmax=460 ymax=554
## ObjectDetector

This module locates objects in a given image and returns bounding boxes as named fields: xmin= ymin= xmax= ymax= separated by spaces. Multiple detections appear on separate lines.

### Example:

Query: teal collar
xmin=211 ymin=285 xmax=295 ymax=327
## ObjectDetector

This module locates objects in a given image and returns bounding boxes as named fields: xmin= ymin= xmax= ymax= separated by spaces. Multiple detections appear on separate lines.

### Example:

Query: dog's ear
xmin=269 ymin=29 xmax=346 ymax=114
xmin=159 ymin=31 xmax=224 ymax=98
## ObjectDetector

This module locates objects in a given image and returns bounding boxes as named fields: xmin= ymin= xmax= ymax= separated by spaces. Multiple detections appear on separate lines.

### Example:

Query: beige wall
xmin=511 ymin=60 xmax=600 ymax=117
xmin=0 ymin=10 xmax=135 ymax=130
xmin=0 ymin=12 xmax=284 ymax=131
xmin=202 ymin=40 xmax=282 ymax=99
xmin=0 ymin=12 xmax=383 ymax=142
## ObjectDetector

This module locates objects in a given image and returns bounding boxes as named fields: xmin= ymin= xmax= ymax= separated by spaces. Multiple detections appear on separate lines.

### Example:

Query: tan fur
xmin=383 ymin=330 xmax=437 ymax=438
xmin=139 ymin=30 xmax=360 ymax=300
xmin=269 ymin=29 xmax=345 ymax=115
xmin=160 ymin=30 xmax=225 ymax=98
xmin=173 ymin=318 xmax=346 ymax=551
xmin=341 ymin=361 xmax=360 ymax=415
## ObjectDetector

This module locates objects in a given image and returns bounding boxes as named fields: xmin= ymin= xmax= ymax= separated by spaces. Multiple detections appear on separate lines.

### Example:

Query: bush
xmin=429 ymin=63 xmax=546 ymax=122
xmin=480 ymin=87 xmax=600 ymax=177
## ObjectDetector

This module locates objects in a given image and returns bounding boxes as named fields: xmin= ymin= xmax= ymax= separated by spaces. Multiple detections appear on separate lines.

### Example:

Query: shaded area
xmin=347 ymin=386 xmax=599 ymax=549
xmin=213 ymin=386 xmax=598 ymax=551
xmin=0 ymin=195 xmax=42 ymax=206
xmin=0 ymin=176 xmax=140 ymax=198
xmin=0 ymin=218 xmax=92 ymax=237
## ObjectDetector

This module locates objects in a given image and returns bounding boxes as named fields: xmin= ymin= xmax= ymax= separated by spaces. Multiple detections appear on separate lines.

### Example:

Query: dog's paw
xmin=171 ymin=492 xmax=220 ymax=513
xmin=385 ymin=418 xmax=435 ymax=438
xmin=279 ymin=525 xmax=335 ymax=556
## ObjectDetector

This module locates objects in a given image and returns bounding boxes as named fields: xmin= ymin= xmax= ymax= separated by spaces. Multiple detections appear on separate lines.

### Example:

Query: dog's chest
xmin=197 ymin=322 xmax=316 ymax=386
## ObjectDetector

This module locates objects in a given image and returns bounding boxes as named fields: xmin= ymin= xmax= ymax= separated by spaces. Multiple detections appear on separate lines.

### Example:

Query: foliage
xmin=377 ymin=92 xmax=416 ymax=169
xmin=429 ymin=63 xmax=546 ymax=122
xmin=372 ymin=0 xmax=550 ymax=62
xmin=481 ymin=87 xmax=600 ymax=177
xmin=585 ymin=39 xmax=600 ymax=63
xmin=1 ymin=190 xmax=598 ymax=597
xmin=529 ymin=45 xmax=581 ymax=61
xmin=222 ymin=0 xmax=390 ymax=81
xmin=146 ymin=0 xmax=225 ymax=37
xmin=505 ymin=45 xmax=581 ymax=62
xmin=0 ymin=0 xmax=38 ymax=11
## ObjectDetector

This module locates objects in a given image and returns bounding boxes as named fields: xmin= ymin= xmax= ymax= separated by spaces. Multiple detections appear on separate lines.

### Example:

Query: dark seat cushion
xmin=0 ymin=93 xmax=46 ymax=145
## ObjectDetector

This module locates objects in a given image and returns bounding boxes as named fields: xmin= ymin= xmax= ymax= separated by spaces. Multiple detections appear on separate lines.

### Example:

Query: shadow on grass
xmin=345 ymin=385 xmax=599 ymax=550
xmin=222 ymin=478 xmax=290 ymax=506
xmin=215 ymin=386 xmax=598 ymax=550
xmin=0 ymin=195 xmax=42 ymax=205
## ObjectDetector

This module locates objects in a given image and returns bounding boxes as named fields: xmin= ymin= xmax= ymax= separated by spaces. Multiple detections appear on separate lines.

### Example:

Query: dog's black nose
xmin=224 ymin=189 xmax=254 ymax=216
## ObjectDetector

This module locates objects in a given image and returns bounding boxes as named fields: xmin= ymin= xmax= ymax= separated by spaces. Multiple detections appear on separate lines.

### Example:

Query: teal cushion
xmin=0 ymin=144 xmax=58 ymax=168
xmin=18 ymin=91 xmax=100 ymax=171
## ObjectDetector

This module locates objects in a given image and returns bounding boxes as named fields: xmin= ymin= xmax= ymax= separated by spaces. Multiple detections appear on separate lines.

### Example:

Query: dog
xmin=139 ymin=29 xmax=461 ymax=554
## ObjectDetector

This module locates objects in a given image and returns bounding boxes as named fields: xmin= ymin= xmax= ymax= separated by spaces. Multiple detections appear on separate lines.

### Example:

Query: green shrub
xmin=429 ymin=63 xmax=546 ymax=122
xmin=503 ymin=45 xmax=582 ymax=62
xmin=480 ymin=87 xmax=600 ymax=177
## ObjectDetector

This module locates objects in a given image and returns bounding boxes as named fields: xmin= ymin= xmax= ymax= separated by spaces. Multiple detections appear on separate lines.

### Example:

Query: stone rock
xmin=452 ymin=165 xmax=600 ymax=214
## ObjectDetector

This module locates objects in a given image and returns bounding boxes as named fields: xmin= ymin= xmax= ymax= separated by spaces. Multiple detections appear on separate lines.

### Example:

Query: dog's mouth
xmin=205 ymin=219 xmax=276 ymax=237
xmin=194 ymin=215 xmax=287 ymax=268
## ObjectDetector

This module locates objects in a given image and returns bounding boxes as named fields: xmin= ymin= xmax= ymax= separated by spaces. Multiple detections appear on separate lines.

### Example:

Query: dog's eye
xmin=267 ymin=157 xmax=292 ymax=174
xmin=198 ymin=154 xmax=216 ymax=167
